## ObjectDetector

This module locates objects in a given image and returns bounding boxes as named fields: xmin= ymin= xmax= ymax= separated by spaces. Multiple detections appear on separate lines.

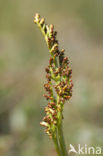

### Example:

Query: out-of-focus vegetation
xmin=0 ymin=0 xmax=103 ymax=156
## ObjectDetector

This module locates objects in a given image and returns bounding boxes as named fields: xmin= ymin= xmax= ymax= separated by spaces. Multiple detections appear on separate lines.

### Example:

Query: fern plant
xmin=34 ymin=13 xmax=73 ymax=156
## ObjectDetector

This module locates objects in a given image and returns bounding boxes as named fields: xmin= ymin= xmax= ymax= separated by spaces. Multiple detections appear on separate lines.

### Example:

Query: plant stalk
xmin=53 ymin=132 xmax=62 ymax=156
xmin=57 ymin=120 xmax=68 ymax=156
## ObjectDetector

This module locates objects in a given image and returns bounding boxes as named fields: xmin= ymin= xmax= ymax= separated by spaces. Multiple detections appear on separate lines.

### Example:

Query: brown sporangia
xmin=34 ymin=13 xmax=73 ymax=138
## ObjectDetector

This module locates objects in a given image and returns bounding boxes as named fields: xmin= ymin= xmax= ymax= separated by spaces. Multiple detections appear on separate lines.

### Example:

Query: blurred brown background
xmin=0 ymin=0 xmax=103 ymax=156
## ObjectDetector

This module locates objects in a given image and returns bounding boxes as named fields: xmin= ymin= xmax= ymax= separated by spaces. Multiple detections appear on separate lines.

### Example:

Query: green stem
xmin=57 ymin=116 xmax=68 ymax=156
xmin=52 ymin=132 xmax=62 ymax=156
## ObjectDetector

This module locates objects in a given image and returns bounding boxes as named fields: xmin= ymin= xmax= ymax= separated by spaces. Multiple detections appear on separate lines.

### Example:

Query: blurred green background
xmin=0 ymin=0 xmax=103 ymax=156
